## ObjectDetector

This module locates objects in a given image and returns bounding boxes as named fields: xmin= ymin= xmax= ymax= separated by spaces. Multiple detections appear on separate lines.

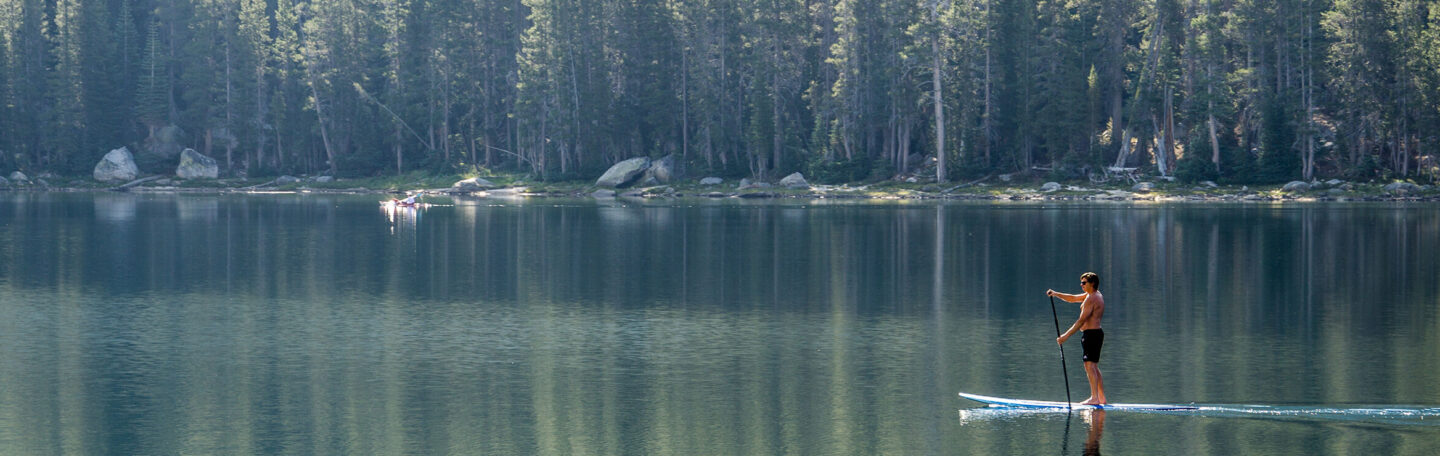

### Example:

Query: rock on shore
xmin=94 ymin=147 xmax=140 ymax=182
xmin=779 ymin=172 xmax=809 ymax=188
xmin=176 ymin=148 xmax=219 ymax=179
xmin=596 ymin=157 xmax=651 ymax=188
xmin=1384 ymin=182 xmax=1423 ymax=194
xmin=453 ymin=177 xmax=498 ymax=192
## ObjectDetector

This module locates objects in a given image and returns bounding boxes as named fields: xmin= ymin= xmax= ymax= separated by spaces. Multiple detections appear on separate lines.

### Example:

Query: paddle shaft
xmin=1050 ymin=295 xmax=1073 ymax=409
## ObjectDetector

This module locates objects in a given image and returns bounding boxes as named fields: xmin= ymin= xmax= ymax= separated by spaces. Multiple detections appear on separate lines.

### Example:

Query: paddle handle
xmin=1050 ymin=295 xmax=1073 ymax=409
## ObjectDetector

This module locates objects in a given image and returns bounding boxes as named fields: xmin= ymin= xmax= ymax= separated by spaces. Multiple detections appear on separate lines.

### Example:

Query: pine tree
xmin=135 ymin=20 xmax=169 ymax=136
xmin=45 ymin=0 xmax=85 ymax=171
xmin=239 ymin=0 xmax=270 ymax=172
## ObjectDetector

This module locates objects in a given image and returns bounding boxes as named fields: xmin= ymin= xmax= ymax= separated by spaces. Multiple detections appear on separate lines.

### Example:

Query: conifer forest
xmin=2 ymin=0 xmax=1438 ymax=184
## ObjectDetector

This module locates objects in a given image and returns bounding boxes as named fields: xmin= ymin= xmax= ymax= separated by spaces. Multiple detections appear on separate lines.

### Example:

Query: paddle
xmin=1050 ymin=295 xmax=1073 ymax=411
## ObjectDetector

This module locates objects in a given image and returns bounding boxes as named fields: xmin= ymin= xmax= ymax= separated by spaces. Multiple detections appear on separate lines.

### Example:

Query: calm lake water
xmin=1 ymin=192 xmax=1438 ymax=454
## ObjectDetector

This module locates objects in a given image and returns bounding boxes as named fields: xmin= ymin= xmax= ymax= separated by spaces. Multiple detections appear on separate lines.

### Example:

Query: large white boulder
xmin=595 ymin=157 xmax=652 ymax=188
xmin=176 ymin=148 xmax=219 ymax=179
xmin=1384 ymin=182 xmax=1422 ymax=194
xmin=453 ymin=177 xmax=498 ymax=192
xmin=779 ymin=172 xmax=809 ymax=189
xmin=94 ymin=147 xmax=140 ymax=182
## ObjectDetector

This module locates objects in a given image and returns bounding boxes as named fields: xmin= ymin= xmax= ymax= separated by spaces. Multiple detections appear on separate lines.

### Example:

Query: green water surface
xmin=1 ymin=193 xmax=1437 ymax=454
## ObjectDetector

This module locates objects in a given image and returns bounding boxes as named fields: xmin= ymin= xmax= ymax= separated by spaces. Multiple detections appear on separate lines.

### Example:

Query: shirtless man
xmin=1048 ymin=272 xmax=1107 ymax=405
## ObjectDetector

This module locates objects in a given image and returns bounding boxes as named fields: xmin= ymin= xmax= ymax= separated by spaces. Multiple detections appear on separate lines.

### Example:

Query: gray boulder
xmin=1326 ymin=179 xmax=1344 ymax=187
xmin=739 ymin=178 xmax=771 ymax=189
xmin=779 ymin=172 xmax=809 ymax=189
xmin=1201 ymin=180 xmax=1219 ymax=188
xmin=276 ymin=175 xmax=301 ymax=185
xmin=9 ymin=171 xmax=27 ymax=182
xmin=591 ymin=189 xmax=616 ymax=198
xmin=595 ymin=157 xmax=652 ymax=188
xmin=453 ymin=177 xmax=498 ymax=192
xmin=176 ymin=148 xmax=219 ymax=179
xmin=1041 ymin=182 xmax=1062 ymax=192
xmin=94 ymin=147 xmax=141 ymax=182
xmin=314 ymin=176 xmax=334 ymax=183
xmin=700 ymin=177 xmax=723 ymax=185
xmin=1282 ymin=181 xmax=1311 ymax=192
xmin=643 ymin=154 xmax=678 ymax=184
xmin=1384 ymin=182 xmax=1422 ymax=194
xmin=1132 ymin=182 xmax=1155 ymax=192
xmin=139 ymin=125 xmax=186 ymax=170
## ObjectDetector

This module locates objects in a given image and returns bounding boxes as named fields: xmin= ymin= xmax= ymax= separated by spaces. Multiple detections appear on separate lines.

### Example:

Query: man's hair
xmin=1081 ymin=272 xmax=1100 ymax=289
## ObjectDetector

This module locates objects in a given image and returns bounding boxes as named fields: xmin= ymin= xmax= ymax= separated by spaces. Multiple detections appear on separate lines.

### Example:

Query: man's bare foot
xmin=1080 ymin=398 xmax=1107 ymax=406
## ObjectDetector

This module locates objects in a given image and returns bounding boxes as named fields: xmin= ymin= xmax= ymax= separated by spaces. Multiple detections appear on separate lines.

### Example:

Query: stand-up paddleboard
xmin=960 ymin=392 xmax=1199 ymax=411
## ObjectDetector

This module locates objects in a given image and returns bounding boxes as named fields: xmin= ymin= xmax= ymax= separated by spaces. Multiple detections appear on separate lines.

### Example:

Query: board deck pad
xmin=960 ymin=392 xmax=1200 ymax=411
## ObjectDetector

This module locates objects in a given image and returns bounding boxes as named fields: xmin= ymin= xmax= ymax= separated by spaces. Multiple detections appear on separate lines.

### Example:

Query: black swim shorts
xmin=1081 ymin=329 xmax=1104 ymax=363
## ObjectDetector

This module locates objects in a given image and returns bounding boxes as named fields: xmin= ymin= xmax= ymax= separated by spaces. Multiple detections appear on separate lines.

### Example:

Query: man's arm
xmin=1047 ymin=289 xmax=1086 ymax=303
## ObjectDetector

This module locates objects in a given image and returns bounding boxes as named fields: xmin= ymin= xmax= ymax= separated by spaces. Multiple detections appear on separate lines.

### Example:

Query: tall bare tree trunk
xmin=772 ymin=48 xmax=782 ymax=178
xmin=225 ymin=41 xmax=234 ymax=173
xmin=932 ymin=3 xmax=946 ymax=183
xmin=308 ymin=79 xmax=336 ymax=175
xmin=1208 ymin=112 xmax=1221 ymax=171
xmin=682 ymin=48 xmax=689 ymax=166
xmin=982 ymin=0 xmax=993 ymax=165
xmin=1164 ymin=89 xmax=1176 ymax=174
xmin=255 ymin=64 xmax=266 ymax=172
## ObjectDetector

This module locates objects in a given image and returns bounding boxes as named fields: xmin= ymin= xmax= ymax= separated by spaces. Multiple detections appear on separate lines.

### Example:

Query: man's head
xmin=1081 ymin=272 xmax=1100 ymax=292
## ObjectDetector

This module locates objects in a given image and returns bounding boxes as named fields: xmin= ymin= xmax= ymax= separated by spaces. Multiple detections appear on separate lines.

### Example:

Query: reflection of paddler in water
xmin=1083 ymin=409 xmax=1105 ymax=456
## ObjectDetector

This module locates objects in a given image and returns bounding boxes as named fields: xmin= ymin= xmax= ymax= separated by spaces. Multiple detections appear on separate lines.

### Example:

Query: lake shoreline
xmin=6 ymin=177 xmax=1438 ymax=203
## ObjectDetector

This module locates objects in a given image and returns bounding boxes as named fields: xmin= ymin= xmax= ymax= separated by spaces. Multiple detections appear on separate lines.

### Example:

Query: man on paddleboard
xmin=1048 ymin=272 xmax=1107 ymax=405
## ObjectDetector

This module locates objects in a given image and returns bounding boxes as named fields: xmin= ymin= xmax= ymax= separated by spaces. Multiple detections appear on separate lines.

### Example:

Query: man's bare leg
xmin=1080 ymin=361 xmax=1107 ymax=405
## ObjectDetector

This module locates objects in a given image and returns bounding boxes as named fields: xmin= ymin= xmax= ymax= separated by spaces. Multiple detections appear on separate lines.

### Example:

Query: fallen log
xmin=110 ymin=175 xmax=163 ymax=191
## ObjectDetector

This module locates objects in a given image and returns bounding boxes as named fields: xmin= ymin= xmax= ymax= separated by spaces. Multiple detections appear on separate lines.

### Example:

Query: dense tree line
xmin=1 ymin=0 xmax=1438 ymax=183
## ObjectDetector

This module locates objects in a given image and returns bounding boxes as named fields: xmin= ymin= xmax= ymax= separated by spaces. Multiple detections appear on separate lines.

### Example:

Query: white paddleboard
xmin=960 ymin=392 xmax=1198 ymax=411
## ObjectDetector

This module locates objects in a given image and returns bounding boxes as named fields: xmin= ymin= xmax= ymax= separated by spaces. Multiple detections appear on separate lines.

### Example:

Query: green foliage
xmin=1345 ymin=153 xmax=1389 ymax=181
xmin=0 ymin=0 xmax=1434 ymax=184
xmin=1258 ymin=96 xmax=1299 ymax=183
xmin=134 ymin=20 xmax=168 ymax=131
xmin=806 ymin=156 xmax=874 ymax=184
xmin=1175 ymin=151 xmax=1220 ymax=184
